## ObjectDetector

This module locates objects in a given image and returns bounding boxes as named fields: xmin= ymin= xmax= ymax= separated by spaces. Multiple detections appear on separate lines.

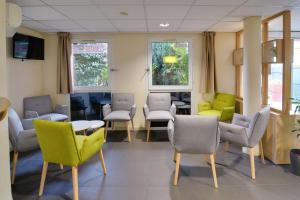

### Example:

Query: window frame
xmin=147 ymin=38 xmax=193 ymax=91
xmin=71 ymin=38 xmax=112 ymax=93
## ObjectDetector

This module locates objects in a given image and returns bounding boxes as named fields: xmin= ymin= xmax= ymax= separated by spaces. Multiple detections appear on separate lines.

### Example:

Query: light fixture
xmin=160 ymin=23 xmax=170 ymax=27
xmin=163 ymin=56 xmax=177 ymax=64
xmin=120 ymin=11 xmax=128 ymax=16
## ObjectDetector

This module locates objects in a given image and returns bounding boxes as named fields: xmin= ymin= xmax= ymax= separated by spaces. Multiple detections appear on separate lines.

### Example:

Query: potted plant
xmin=290 ymin=98 xmax=300 ymax=176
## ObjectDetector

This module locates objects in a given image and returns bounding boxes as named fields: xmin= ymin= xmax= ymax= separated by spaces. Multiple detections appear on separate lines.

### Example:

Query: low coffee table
xmin=71 ymin=120 xmax=105 ymax=135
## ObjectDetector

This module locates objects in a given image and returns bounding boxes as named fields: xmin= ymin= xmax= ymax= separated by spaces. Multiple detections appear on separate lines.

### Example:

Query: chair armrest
xmin=219 ymin=122 xmax=247 ymax=135
xmin=79 ymin=128 xmax=105 ymax=162
xmin=143 ymin=104 xmax=149 ymax=118
xmin=167 ymin=120 xmax=175 ymax=147
xmin=170 ymin=104 xmax=176 ymax=116
xmin=220 ymin=106 xmax=235 ymax=122
xmin=232 ymin=113 xmax=251 ymax=128
xmin=22 ymin=115 xmax=51 ymax=130
xmin=55 ymin=104 xmax=68 ymax=115
xmin=102 ymin=104 xmax=111 ymax=118
xmin=25 ymin=111 xmax=39 ymax=119
xmin=198 ymin=101 xmax=212 ymax=112
xmin=129 ymin=104 xmax=136 ymax=119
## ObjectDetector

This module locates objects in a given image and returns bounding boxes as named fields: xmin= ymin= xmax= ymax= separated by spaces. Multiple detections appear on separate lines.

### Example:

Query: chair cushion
xmin=198 ymin=110 xmax=221 ymax=119
xmin=146 ymin=111 xmax=173 ymax=121
xmin=212 ymin=93 xmax=235 ymax=111
xmin=104 ymin=111 xmax=131 ymax=121
xmin=148 ymin=93 xmax=171 ymax=111
xmin=40 ymin=113 xmax=68 ymax=122
xmin=112 ymin=93 xmax=134 ymax=111
xmin=17 ymin=129 xmax=39 ymax=152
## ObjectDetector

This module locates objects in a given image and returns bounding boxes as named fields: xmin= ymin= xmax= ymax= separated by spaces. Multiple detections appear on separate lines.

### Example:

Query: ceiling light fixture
xmin=120 ymin=11 xmax=128 ymax=16
xmin=160 ymin=23 xmax=170 ymax=27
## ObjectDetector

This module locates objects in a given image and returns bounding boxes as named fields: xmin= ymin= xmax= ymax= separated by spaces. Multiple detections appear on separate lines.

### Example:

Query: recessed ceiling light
xmin=160 ymin=23 xmax=170 ymax=27
xmin=120 ymin=11 xmax=128 ymax=16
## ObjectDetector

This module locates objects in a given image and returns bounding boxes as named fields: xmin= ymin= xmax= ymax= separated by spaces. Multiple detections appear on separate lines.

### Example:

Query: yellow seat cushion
xmin=198 ymin=110 xmax=222 ymax=119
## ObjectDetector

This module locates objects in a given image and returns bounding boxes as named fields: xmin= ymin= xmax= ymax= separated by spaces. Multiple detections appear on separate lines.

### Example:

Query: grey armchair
xmin=8 ymin=108 xmax=40 ymax=184
xmin=103 ymin=93 xmax=136 ymax=142
xmin=23 ymin=95 xmax=68 ymax=121
xmin=143 ymin=93 xmax=176 ymax=142
xmin=219 ymin=106 xmax=270 ymax=179
xmin=168 ymin=115 xmax=220 ymax=188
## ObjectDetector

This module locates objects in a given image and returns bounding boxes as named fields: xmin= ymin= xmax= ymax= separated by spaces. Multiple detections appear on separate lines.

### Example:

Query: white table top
xmin=71 ymin=120 xmax=105 ymax=132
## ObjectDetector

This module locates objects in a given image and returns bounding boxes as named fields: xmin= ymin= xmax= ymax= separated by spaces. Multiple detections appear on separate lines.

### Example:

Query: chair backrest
xmin=23 ymin=95 xmax=53 ymax=116
xmin=8 ymin=108 xmax=24 ymax=149
xmin=33 ymin=120 xmax=81 ymax=166
xmin=248 ymin=106 xmax=270 ymax=147
xmin=147 ymin=93 xmax=171 ymax=111
xmin=112 ymin=93 xmax=134 ymax=111
xmin=212 ymin=93 xmax=235 ymax=111
xmin=173 ymin=115 xmax=219 ymax=154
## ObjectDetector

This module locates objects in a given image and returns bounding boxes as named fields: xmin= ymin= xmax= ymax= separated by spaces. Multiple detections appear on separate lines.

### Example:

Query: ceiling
xmin=7 ymin=0 xmax=300 ymax=33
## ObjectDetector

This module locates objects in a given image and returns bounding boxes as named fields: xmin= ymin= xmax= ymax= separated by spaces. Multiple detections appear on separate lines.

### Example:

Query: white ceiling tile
xmin=210 ymin=21 xmax=242 ymax=32
xmin=40 ymin=20 xmax=80 ymax=29
xmin=99 ymin=5 xmax=145 ymax=19
xmin=186 ymin=6 xmax=235 ymax=20
xmin=7 ymin=0 xmax=45 ymax=6
xmin=180 ymin=20 xmax=216 ymax=29
xmin=56 ymin=28 xmax=87 ymax=32
xmin=111 ymin=19 xmax=146 ymax=29
xmin=230 ymin=6 xmax=284 ymax=17
xmin=22 ymin=6 xmax=67 ymax=20
xmin=147 ymin=19 xmax=181 ymax=29
xmin=222 ymin=16 xmax=244 ymax=22
xmin=178 ymin=28 xmax=205 ymax=32
xmin=118 ymin=28 xmax=147 ymax=32
xmin=53 ymin=6 xmax=105 ymax=19
xmin=42 ymin=0 xmax=93 ymax=6
xmin=86 ymin=27 xmax=118 ymax=32
xmin=245 ymin=0 xmax=297 ymax=6
xmin=76 ymin=19 xmax=114 ymax=29
xmin=94 ymin=0 xmax=143 ymax=5
xmin=145 ymin=0 xmax=194 ymax=5
xmin=146 ymin=5 xmax=190 ymax=19
xmin=148 ymin=28 xmax=178 ymax=32
xmin=22 ymin=20 xmax=56 ymax=31
xmin=194 ymin=0 xmax=246 ymax=6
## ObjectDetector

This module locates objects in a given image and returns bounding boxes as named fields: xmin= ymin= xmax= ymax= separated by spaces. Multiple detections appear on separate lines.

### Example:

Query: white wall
xmin=0 ymin=0 xmax=13 ymax=199
xmin=43 ymin=32 xmax=236 ymax=129
xmin=6 ymin=27 xmax=44 ymax=115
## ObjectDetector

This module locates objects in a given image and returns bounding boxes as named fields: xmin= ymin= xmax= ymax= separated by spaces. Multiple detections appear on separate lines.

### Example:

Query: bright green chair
xmin=33 ymin=120 xmax=107 ymax=200
xmin=198 ymin=93 xmax=235 ymax=122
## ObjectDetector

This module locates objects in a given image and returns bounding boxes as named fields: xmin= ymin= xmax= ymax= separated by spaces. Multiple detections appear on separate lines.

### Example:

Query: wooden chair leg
xmin=131 ymin=119 xmax=134 ymax=132
xmin=59 ymin=164 xmax=64 ymax=170
xmin=259 ymin=140 xmax=266 ymax=164
xmin=11 ymin=151 xmax=18 ymax=184
xmin=127 ymin=121 xmax=131 ymax=142
xmin=146 ymin=120 xmax=151 ymax=142
xmin=249 ymin=148 xmax=256 ymax=180
xmin=105 ymin=121 xmax=109 ymax=141
xmin=173 ymin=152 xmax=181 ymax=186
xmin=38 ymin=161 xmax=48 ymax=197
xmin=173 ymin=151 xmax=177 ymax=162
xmin=72 ymin=166 xmax=79 ymax=200
xmin=209 ymin=154 xmax=218 ymax=188
xmin=98 ymin=149 xmax=107 ymax=175
xmin=224 ymin=142 xmax=229 ymax=152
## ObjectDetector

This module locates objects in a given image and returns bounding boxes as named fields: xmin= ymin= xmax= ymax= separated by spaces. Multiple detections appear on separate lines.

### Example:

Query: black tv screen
xmin=13 ymin=33 xmax=44 ymax=60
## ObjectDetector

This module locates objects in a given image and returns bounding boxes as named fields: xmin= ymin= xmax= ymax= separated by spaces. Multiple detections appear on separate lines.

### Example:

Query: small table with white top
xmin=71 ymin=120 xmax=105 ymax=135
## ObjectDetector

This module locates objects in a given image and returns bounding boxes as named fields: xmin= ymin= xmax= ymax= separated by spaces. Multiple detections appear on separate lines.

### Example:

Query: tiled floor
xmin=11 ymin=130 xmax=300 ymax=200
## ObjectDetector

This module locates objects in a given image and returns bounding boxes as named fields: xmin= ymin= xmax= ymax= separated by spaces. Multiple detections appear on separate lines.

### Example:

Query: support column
xmin=243 ymin=16 xmax=262 ymax=155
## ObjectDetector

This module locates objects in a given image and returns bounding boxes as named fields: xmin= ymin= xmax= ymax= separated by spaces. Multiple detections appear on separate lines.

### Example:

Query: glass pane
xmin=72 ymin=42 xmax=108 ymax=87
xmin=268 ymin=64 xmax=283 ymax=110
xmin=151 ymin=42 xmax=189 ymax=86
xmin=268 ymin=16 xmax=283 ymax=40
xmin=292 ymin=40 xmax=300 ymax=112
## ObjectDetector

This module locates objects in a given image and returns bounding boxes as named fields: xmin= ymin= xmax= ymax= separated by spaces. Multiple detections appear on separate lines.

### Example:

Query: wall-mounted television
xmin=13 ymin=33 xmax=44 ymax=60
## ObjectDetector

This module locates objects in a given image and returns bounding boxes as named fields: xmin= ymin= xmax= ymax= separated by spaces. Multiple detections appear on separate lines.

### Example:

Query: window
xmin=149 ymin=40 xmax=192 ymax=90
xmin=72 ymin=41 xmax=109 ymax=91
xmin=268 ymin=64 xmax=283 ymax=110
xmin=292 ymin=40 xmax=300 ymax=111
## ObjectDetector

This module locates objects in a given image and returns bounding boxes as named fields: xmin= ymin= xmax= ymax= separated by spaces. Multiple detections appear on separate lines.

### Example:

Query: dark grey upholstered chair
xmin=103 ymin=93 xmax=136 ymax=142
xmin=168 ymin=115 xmax=220 ymax=188
xmin=8 ymin=108 xmax=40 ymax=184
xmin=143 ymin=93 xmax=176 ymax=142
xmin=23 ymin=95 xmax=68 ymax=121
xmin=219 ymin=106 xmax=270 ymax=180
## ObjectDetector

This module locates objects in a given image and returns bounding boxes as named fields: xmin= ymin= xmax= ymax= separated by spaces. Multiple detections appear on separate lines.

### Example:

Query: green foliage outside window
xmin=73 ymin=53 xmax=108 ymax=87
xmin=152 ymin=42 xmax=189 ymax=86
